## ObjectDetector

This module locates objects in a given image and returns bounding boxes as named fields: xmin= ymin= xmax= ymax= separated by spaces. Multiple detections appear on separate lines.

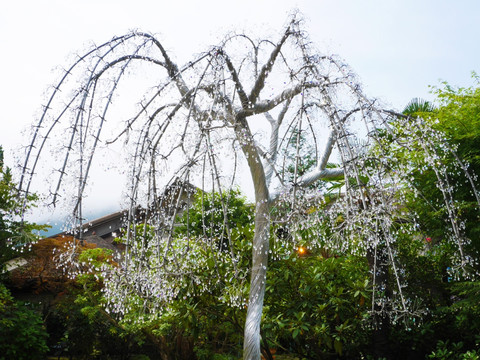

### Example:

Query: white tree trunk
xmin=243 ymin=199 xmax=270 ymax=360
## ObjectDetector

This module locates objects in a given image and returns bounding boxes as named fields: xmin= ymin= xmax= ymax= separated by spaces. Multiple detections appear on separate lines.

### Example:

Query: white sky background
xmin=0 ymin=0 xmax=479 ymax=224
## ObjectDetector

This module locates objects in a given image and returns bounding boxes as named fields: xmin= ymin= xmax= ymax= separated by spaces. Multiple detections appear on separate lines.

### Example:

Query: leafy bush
xmin=0 ymin=283 xmax=49 ymax=360
xmin=428 ymin=340 xmax=479 ymax=360
xmin=263 ymin=253 xmax=371 ymax=359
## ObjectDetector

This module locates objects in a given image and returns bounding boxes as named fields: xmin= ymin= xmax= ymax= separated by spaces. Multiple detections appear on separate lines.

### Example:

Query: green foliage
xmin=140 ymin=188 xmax=255 ymax=359
xmin=428 ymin=77 xmax=480 ymax=253
xmin=365 ymin=76 xmax=480 ymax=358
xmin=146 ymin=292 xmax=245 ymax=360
xmin=173 ymin=189 xmax=375 ymax=359
xmin=0 ymin=147 xmax=50 ymax=358
xmin=50 ymin=191 xmax=254 ymax=360
xmin=46 ymin=247 xmax=146 ymax=359
xmin=403 ymin=97 xmax=436 ymax=116
xmin=447 ymin=281 xmax=480 ymax=329
xmin=0 ymin=146 xmax=47 ymax=272
xmin=427 ymin=340 xmax=479 ymax=360
xmin=49 ymin=287 xmax=136 ymax=359
xmin=34 ymin=103 xmax=480 ymax=358
xmin=407 ymin=77 xmax=480 ymax=258
xmin=0 ymin=283 xmax=49 ymax=360
xmin=175 ymin=188 xmax=254 ymax=248
xmin=424 ymin=281 xmax=480 ymax=354
xmin=78 ymin=247 xmax=115 ymax=271
xmin=372 ymin=77 xmax=480 ymax=278
xmin=263 ymin=254 xmax=371 ymax=359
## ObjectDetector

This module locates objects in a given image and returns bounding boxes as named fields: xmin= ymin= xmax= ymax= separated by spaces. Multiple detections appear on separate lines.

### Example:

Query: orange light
xmin=298 ymin=246 xmax=306 ymax=255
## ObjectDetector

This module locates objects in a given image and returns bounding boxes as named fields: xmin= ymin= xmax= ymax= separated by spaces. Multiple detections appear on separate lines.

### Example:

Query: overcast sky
xmin=1 ymin=0 xmax=479 ymax=222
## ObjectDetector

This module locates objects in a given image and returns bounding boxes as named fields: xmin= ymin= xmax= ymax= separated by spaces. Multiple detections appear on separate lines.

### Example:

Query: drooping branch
xmin=18 ymin=33 xmax=141 ymax=199
xmin=71 ymin=42 xmax=156 ymax=217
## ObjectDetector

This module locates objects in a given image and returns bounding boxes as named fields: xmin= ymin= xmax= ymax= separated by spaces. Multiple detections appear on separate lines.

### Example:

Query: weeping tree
xmin=16 ymin=15 xmax=480 ymax=359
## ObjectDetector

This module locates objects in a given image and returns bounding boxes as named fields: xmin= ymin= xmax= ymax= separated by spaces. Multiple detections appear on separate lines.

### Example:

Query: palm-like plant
xmin=403 ymin=97 xmax=436 ymax=116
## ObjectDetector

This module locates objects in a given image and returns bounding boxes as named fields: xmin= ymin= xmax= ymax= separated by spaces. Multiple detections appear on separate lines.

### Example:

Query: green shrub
xmin=0 ymin=283 xmax=49 ymax=360
xmin=428 ymin=340 xmax=479 ymax=360
xmin=263 ymin=254 xmax=371 ymax=359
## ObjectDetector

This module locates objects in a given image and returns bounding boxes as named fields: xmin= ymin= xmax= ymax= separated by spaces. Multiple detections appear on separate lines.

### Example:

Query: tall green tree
xmin=0 ymin=148 xmax=49 ymax=358
xmin=0 ymin=146 xmax=46 ymax=272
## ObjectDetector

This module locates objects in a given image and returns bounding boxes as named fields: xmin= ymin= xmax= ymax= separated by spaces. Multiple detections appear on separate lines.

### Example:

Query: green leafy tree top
xmin=175 ymin=188 xmax=254 ymax=246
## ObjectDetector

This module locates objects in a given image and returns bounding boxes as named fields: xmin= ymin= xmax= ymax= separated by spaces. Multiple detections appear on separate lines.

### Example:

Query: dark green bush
xmin=0 ymin=283 xmax=49 ymax=360
xmin=263 ymin=253 xmax=371 ymax=359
